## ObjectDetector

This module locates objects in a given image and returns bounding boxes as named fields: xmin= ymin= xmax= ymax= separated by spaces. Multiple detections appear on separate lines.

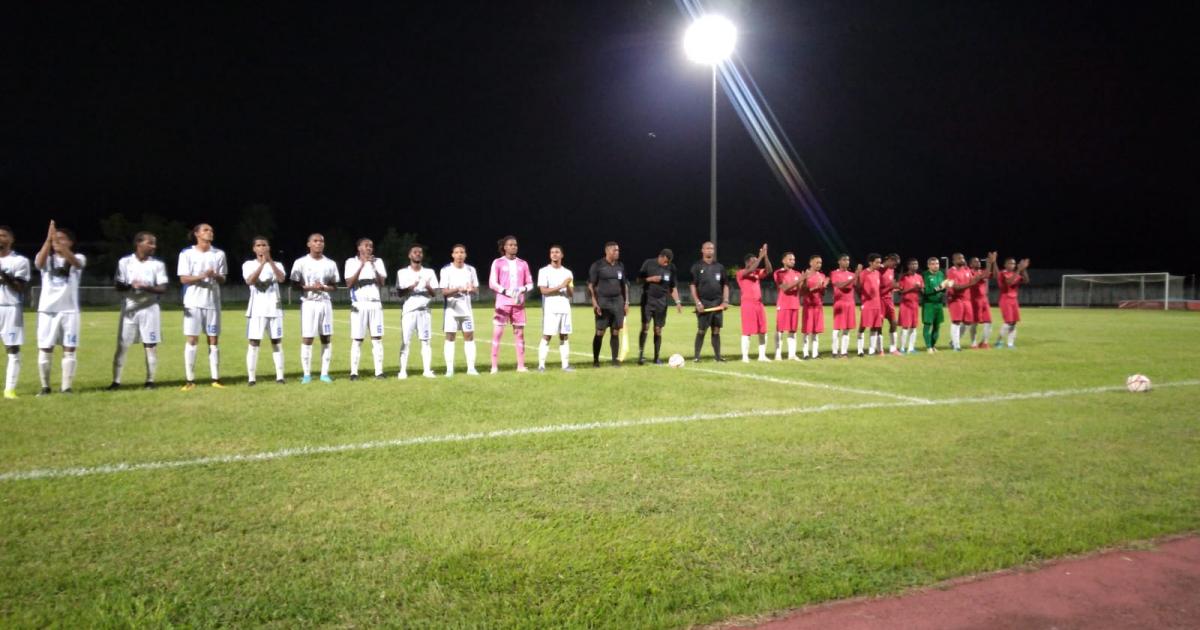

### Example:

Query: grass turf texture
xmin=1 ymin=306 xmax=1198 ymax=628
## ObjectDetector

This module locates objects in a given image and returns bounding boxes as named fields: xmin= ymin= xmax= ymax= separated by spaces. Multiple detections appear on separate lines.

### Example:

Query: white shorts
xmin=38 ymin=311 xmax=81 ymax=348
xmin=350 ymin=302 xmax=385 ymax=339
xmin=401 ymin=309 xmax=432 ymax=349
xmin=442 ymin=310 xmax=475 ymax=334
xmin=119 ymin=305 xmax=162 ymax=345
xmin=300 ymin=300 xmax=334 ymax=339
xmin=183 ymin=307 xmax=221 ymax=337
xmin=0 ymin=306 xmax=24 ymax=347
xmin=246 ymin=315 xmax=283 ymax=342
xmin=542 ymin=311 xmax=573 ymax=336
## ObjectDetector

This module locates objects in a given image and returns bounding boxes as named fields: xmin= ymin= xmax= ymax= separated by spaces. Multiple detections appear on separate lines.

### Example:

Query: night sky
xmin=4 ymin=1 xmax=1196 ymax=278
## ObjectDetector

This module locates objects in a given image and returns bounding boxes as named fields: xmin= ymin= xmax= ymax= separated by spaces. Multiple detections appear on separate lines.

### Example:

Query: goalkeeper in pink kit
xmin=489 ymin=235 xmax=533 ymax=373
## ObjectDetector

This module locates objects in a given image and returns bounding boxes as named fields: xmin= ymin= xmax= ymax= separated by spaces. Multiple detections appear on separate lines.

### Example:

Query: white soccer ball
xmin=668 ymin=353 xmax=685 ymax=368
xmin=1126 ymin=374 xmax=1151 ymax=393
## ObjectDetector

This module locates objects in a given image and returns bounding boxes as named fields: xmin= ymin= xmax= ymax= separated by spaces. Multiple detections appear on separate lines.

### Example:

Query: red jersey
xmin=899 ymin=273 xmax=923 ymax=306
xmin=998 ymin=270 xmax=1024 ymax=300
xmin=831 ymin=269 xmax=856 ymax=304
xmin=858 ymin=268 xmax=881 ymax=307
xmin=946 ymin=266 xmax=973 ymax=302
xmin=880 ymin=267 xmax=896 ymax=295
xmin=802 ymin=271 xmax=827 ymax=308
xmin=969 ymin=270 xmax=989 ymax=302
xmin=736 ymin=268 xmax=768 ymax=304
xmin=773 ymin=268 xmax=802 ymax=309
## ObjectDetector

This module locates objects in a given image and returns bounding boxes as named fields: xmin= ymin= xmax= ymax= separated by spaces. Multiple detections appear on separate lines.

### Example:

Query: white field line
xmin=3 ymin=380 xmax=1197 ymax=483
xmin=686 ymin=366 xmax=931 ymax=403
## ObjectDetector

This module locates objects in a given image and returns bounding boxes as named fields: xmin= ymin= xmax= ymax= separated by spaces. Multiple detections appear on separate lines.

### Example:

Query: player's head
xmin=927 ymin=256 xmax=941 ymax=271
xmin=743 ymin=253 xmax=758 ymax=268
xmin=604 ymin=241 xmax=619 ymax=261
xmin=134 ymin=231 xmax=158 ymax=257
xmin=968 ymin=256 xmax=982 ymax=270
xmin=498 ymin=235 xmax=518 ymax=257
xmin=867 ymin=253 xmax=882 ymax=269
xmin=951 ymin=252 xmax=965 ymax=266
xmin=905 ymin=258 xmax=919 ymax=273
xmin=190 ymin=223 xmax=214 ymax=245
xmin=450 ymin=243 xmax=467 ymax=264
xmin=781 ymin=251 xmax=795 ymax=269
xmin=837 ymin=253 xmax=850 ymax=269
xmin=355 ymin=237 xmax=374 ymax=258
xmin=0 ymin=225 xmax=13 ymax=251
xmin=1004 ymin=257 xmax=1017 ymax=271
xmin=657 ymin=248 xmax=673 ymax=266
xmin=252 ymin=236 xmax=270 ymax=258
xmin=408 ymin=243 xmax=424 ymax=265
xmin=53 ymin=226 xmax=76 ymax=251
xmin=700 ymin=241 xmax=715 ymax=260
xmin=885 ymin=253 xmax=900 ymax=268
xmin=808 ymin=254 xmax=822 ymax=271
xmin=306 ymin=233 xmax=325 ymax=256
xmin=549 ymin=244 xmax=563 ymax=264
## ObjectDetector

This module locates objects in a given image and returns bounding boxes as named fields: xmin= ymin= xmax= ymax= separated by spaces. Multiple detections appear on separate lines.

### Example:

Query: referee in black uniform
xmin=689 ymin=241 xmax=729 ymax=362
xmin=588 ymin=241 xmax=628 ymax=367
xmin=637 ymin=248 xmax=683 ymax=365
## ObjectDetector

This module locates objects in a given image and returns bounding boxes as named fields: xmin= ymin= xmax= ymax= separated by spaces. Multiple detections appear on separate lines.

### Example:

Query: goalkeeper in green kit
xmin=921 ymin=256 xmax=947 ymax=352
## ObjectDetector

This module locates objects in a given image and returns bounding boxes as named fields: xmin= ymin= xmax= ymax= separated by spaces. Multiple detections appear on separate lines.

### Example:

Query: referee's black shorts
xmin=595 ymin=302 xmax=625 ymax=331
xmin=640 ymin=302 xmax=667 ymax=328
xmin=696 ymin=307 xmax=724 ymax=331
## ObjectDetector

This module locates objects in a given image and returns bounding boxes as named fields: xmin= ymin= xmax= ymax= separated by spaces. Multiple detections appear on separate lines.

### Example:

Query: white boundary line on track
xmin=3 ymin=380 xmax=1196 ymax=483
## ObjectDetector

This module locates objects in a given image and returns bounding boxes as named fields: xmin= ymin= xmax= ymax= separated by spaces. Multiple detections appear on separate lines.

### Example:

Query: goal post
xmin=1060 ymin=272 xmax=1184 ymax=310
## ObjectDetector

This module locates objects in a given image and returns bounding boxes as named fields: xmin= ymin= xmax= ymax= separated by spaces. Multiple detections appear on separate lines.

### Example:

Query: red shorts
xmin=493 ymin=304 xmax=527 ymax=327
xmin=801 ymin=306 xmax=824 ymax=334
xmin=881 ymin=299 xmax=896 ymax=322
xmin=899 ymin=302 xmax=920 ymax=328
xmin=972 ymin=299 xmax=992 ymax=323
xmin=999 ymin=297 xmax=1020 ymax=324
xmin=948 ymin=299 xmax=974 ymax=324
xmin=833 ymin=300 xmax=856 ymax=330
xmin=740 ymin=302 xmax=767 ymax=335
xmin=860 ymin=305 xmax=883 ymax=329
xmin=775 ymin=308 xmax=799 ymax=333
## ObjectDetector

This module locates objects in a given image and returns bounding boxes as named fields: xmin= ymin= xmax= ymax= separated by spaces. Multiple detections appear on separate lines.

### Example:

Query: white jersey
xmin=243 ymin=259 xmax=285 ymax=318
xmin=538 ymin=265 xmax=574 ymax=315
xmin=290 ymin=255 xmax=340 ymax=302
xmin=115 ymin=254 xmax=168 ymax=312
xmin=0 ymin=251 xmax=32 ymax=307
xmin=37 ymin=253 xmax=87 ymax=313
xmin=345 ymin=257 xmax=387 ymax=304
xmin=177 ymin=246 xmax=227 ymax=309
xmin=396 ymin=266 xmax=439 ymax=313
xmin=439 ymin=263 xmax=479 ymax=317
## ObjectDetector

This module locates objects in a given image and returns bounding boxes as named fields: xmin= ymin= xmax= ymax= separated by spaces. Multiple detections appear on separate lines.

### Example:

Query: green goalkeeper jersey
xmin=921 ymin=270 xmax=946 ymax=306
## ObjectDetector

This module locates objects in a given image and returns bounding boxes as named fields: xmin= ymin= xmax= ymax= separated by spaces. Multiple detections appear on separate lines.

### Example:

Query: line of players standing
xmin=0 ymin=221 xmax=1030 ymax=399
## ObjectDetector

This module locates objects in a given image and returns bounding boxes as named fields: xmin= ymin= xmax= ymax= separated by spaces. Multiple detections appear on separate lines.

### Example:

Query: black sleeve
xmin=638 ymin=259 xmax=652 ymax=283
xmin=689 ymin=262 xmax=701 ymax=282
xmin=588 ymin=260 xmax=600 ymax=286
xmin=667 ymin=264 xmax=677 ymax=290
xmin=718 ymin=264 xmax=728 ymax=287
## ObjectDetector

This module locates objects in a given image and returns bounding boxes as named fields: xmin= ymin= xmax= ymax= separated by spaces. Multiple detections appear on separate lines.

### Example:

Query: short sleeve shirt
xmin=690 ymin=260 xmax=726 ymax=307
xmin=538 ymin=265 xmax=574 ymax=315
xmin=178 ymin=246 xmax=227 ymax=309
xmin=117 ymin=254 xmax=169 ymax=312
xmin=0 ymin=252 xmax=32 ymax=307
xmin=290 ymin=255 xmax=340 ymax=302
xmin=638 ymin=259 xmax=676 ymax=307
xmin=38 ymin=253 xmax=87 ymax=313
xmin=588 ymin=259 xmax=626 ymax=306
xmin=243 ymin=259 xmax=285 ymax=318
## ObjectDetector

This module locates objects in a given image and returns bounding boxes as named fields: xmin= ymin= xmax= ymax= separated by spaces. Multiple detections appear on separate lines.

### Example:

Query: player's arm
xmin=1017 ymin=259 xmax=1031 ymax=283
xmin=487 ymin=260 xmax=505 ymax=295
xmin=670 ymin=285 xmax=683 ymax=313
xmin=639 ymin=260 xmax=658 ymax=285
xmin=142 ymin=264 xmax=168 ymax=294
xmin=0 ymin=262 xmax=28 ymax=293
xmin=179 ymin=253 xmax=209 ymax=286
xmin=113 ymin=259 xmax=131 ymax=292
xmin=34 ymin=220 xmax=56 ymax=270
xmin=209 ymin=253 xmax=227 ymax=285
xmin=246 ymin=260 xmax=267 ymax=285
xmin=721 ymin=272 xmax=730 ymax=307
xmin=621 ymin=269 xmax=629 ymax=314
xmin=759 ymin=244 xmax=772 ymax=275
xmin=833 ymin=273 xmax=855 ymax=289
xmin=689 ymin=266 xmax=703 ymax=312
xmin=344 ymin=259 xmax=362 ymax=287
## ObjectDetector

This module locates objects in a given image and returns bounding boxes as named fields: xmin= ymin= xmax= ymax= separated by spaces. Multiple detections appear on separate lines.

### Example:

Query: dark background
xmin=3 ymin=1 xmax=1196 ymax=279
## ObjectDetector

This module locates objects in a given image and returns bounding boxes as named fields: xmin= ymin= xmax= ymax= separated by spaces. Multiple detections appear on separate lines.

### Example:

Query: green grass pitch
xmin=1 ymin=305 xmax=1198 ymax=628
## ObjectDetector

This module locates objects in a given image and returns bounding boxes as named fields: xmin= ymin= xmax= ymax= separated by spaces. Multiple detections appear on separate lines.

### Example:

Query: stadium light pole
xmin=684 ymin=15 xmax=736 ymax=248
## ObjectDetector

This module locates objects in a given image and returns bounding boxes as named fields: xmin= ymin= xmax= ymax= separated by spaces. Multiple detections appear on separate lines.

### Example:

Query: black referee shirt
xmin=588 ymin=259 xmax=627 ymax=306
xmin=690 ymin=260 xmax=726 ymax=307
xmin=638 ymin=258 xmax=676 ymax=307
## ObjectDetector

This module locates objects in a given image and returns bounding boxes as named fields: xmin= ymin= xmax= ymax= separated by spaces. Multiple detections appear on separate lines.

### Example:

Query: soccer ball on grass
xmin=667 ymin=354 xmax=685 ymax=368
xmin=1125 ymin=374 xmax=1151 ymax=393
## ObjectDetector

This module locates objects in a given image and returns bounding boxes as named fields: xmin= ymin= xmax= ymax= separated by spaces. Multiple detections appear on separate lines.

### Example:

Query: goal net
xmin=1060 ymin=273 xmax=1185 ymax=309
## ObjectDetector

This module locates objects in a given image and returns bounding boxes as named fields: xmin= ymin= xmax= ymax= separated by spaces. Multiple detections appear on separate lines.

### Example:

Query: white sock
xmin=982 ymin=322 xmax=992 ymax=343
xmin=740 ymin=335 xmax=750 ymax=360
xmin=969 ymin=324 xmax=978 ymax=345
xmin=349 ymin=340 xmax=362 ymax=376
xmin=300 ymin=344 xmax=313 ymax=376
xmin=890 ymin=331 xmax=897 ymax=352
xmin=61 ymin=351 xmax=76 ymax=391
xmin=1007 ymin=326 xmax=1017 ymax=346
xmin=812 ymin=336 xmax=820 ymax=358
xmin=856 ymin=333 xmax=864 ymax=354
xmin=757 ymin=340 xmax=768 ymax=360
xmin=840 ymin=332 xmax=850 ymax=355
xmin=464 ymin=340 xmax=477 ymax=371
xmin=399 ymin=339 xmax=410 ymax=375
xmin=112 ymin=341 xmax=129 ymax=384
xmin=144 ymin=346 xmax=157 ymax=383
xmin=184 ymin=344 xmax=197 ymax=382
xmin=271 ymin=344 xmax=284 ymax=380
xmin=899 ymin=329 xmax=909 ymax=352
xmin=832 ymin=330 xmax=841 ymax=355
xmin=6 ymin=352 xmax=20 ymax=391
xmin=559 ymin=341 xmax=570 ymax=368
xmin=320 ymin=343 xmax=332 ymax=376
xmin=774 ymin=332 xmax=782 ymax=359
xmin=802 ymin=335 xmax=811 ymax=358
xmin=246 ymin=345 xmax=259 ymax=381
xmin=420 ymin=341 xmax=432 ymax=373
xmin=538 ymin=338 xmax=549 ymax=368
xmin=444 ymin=340 xmax=456 ymax=375
xmin=951 ymin=324 xmax=961 ymax=349
xmin=907 ymin=329 xmax=918 ymax=352
xmin=867 ymin=333 xmax=877 ymax=354
xmin=38 ymin=350 xmax=52 ymax=388
xmin=371 ymin=339 xmax=383 ymax=376
xmin=786 ymin=335 xmax=796 ymax=359
xmin=208 ymin=345 xmax=220 ymax=380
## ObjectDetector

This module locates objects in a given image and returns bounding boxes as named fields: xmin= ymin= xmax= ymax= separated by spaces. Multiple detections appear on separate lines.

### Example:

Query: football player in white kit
xmin=439 ymin=244 xmax=479 ymax=376
xmin=344 ymin=237 xmax=387 ymax=380
xmin=395 ymin=243 xmax=438 ymax=379
xmin=243 ymin=236 xmax=287 ymax=385
xmin=290 ymin=233 xmax=340 ymax=383
xmin=536 ymin=245 xmax=574 ymax=372
xmin=0 ymin=225 xmax=31 ymax=399
xmin=178 ymin=223 xmax=228 ymax=390
xmin=108 ymin=231 xmax=168 ymax=390
xmin=34 ymin=220 xmax=86 ymax=395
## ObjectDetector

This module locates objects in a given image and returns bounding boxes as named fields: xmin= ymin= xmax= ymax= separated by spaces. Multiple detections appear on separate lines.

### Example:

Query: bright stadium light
xmin=683 ymin=15 xmax=736 ymax=247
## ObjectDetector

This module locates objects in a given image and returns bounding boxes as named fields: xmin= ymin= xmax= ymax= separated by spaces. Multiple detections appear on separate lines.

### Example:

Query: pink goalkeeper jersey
xmin=489 ymin=256 xmax=533 ymax=308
